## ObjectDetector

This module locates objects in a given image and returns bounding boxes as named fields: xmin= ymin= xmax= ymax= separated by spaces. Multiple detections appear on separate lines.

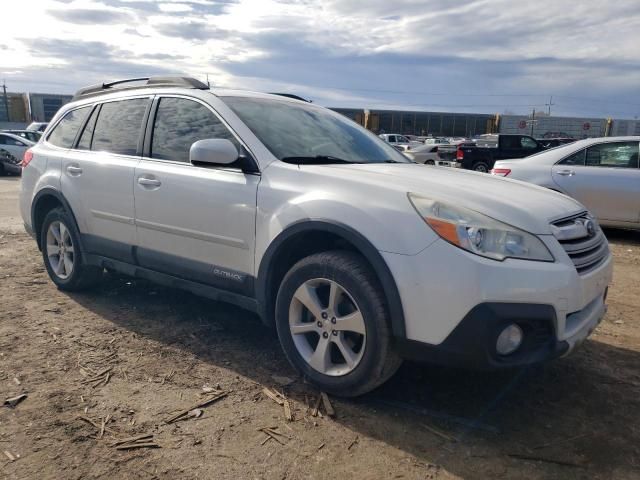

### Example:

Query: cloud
xmin=155 ymin=21 xmax=229 ymax=40
xmin=2 ymin=0 xmax=639 ymax=118
xmin=48 ymin=7 xmax=133 ymax=25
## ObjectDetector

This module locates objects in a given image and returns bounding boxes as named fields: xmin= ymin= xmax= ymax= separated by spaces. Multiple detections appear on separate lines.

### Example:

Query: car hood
xmin=332 ymin=163 xmax=585 ymax=234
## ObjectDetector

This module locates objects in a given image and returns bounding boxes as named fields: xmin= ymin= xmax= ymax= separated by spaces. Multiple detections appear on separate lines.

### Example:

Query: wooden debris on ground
xmin=283 ymin=398 xmax=293 ymax=421
xmin=80 ymin=366 xmax=112 ymax=389
xmin=163 ymin=391 xmax=227 ymax=424
xmin=4 ymin=394 xmax=28 ymax=408
xmin=320 ymin=393 xmax=335 ymax=417
xmin=421 ymin=422 xmax=458 ymax=443
xmin=347 ymin=435 xmax=359 ymax=450
xmin=76 ymin=416 xmax=117 ymax=437
xmin=113 ymin=434 xmax=159 ymax=450
xmin=3 ymin=450 xmax=17 ymax=462
xmin=258 ymin=427 xmax=290 ymax=446
xmin=507 ymin=453 xmax=586 ymax=468
xmin=310 ymin=395 xmax=322 ymax=417
xmin=262 ymin=387 xmax=285 ymax=405
xmin=263 ymin=387 xmax=295 ymax=421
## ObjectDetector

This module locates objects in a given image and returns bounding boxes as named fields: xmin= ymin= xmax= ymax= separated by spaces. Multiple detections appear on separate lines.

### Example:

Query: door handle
xmin=137 ymin=177 xmax=161 ymax=187
xmin=66 ymin=165 xmax=83 ymax=175
xmin=556 ymin=169 xmax=575 ymax=176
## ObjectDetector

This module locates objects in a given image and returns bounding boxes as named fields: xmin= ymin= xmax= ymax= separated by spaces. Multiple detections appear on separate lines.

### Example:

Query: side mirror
xmin=190 ymin=139 xmax=239 ymax=167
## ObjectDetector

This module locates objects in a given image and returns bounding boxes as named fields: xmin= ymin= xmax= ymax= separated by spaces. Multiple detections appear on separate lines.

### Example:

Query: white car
xmin=492 ymin=137 xmax=640 ymax=229
xmin=19 ymin=76 xmax=612 ymax=397
xmin=0 ymin=132 xmax=34 ymax=175
xmin=378 ymin=133 xmax=422 ymax=152
xmin=403 ymin=144 xmax=460 ymax=167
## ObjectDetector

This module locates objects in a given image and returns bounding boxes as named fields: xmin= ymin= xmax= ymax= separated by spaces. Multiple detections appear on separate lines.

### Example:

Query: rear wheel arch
xmin=256 ymin=220 xmax=406 ymax=338
xmin=31 ymin=189 xmax=80 ymax=250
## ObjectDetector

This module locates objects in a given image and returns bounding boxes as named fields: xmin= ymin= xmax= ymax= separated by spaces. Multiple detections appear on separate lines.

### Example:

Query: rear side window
xmin=150 ymin=97 xmax=238 ymax=163
xmin=559 ymin=149 xmax=586 ymax=165
xmin=92 ymin=98 xmax=149 ymax=156
xmin=585 ymin=142 xmax=639 ymax=168
xmin=47 ymin=107 xmax=91 ymax=148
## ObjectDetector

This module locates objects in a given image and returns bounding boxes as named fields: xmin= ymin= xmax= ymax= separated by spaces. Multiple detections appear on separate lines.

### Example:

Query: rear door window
xmin=47 ymin=106 xmax=91 ymax=148
xmin=91 ymin=98 xmax=149 ymax=156
xmin=559 ymin=149 xmax=586 ymax=166
xmin=150 ymin=97 xmax=238 ymax=163
xmin=585 ymin=142 xmax=639 ymax=168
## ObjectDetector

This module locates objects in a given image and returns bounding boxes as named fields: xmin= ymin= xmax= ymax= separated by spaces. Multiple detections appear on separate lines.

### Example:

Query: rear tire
xmin=425 ymin=160 xmax=435 ymax=165
xmin=40 ymin=207 xmax=103 ymax=291
xmin=472 ymin=161 xmax=489 ymax=173
xmin=275 ymin=250 xmax=402 ymax=397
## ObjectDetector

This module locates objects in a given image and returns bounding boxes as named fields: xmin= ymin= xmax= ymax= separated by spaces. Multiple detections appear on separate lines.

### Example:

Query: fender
xmin=256 ymin=219 xmax=407 ymax=338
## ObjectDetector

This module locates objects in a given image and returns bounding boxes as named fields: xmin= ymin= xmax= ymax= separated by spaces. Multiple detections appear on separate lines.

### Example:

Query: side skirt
xmin=85 ymin=254 xmax=259 ymax=314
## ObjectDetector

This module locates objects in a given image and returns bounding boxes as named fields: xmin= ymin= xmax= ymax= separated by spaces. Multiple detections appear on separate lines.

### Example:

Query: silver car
xmin=492 ymin=136 xmax=640 ymax=229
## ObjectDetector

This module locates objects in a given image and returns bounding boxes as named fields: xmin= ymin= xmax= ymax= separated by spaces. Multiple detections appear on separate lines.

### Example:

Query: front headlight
xmin=408 ymin=193 xmax=554 ymax=262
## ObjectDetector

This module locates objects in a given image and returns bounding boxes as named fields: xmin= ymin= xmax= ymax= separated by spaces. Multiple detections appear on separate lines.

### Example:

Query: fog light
xmin=496 ymin=324 xmax=523 ymax=355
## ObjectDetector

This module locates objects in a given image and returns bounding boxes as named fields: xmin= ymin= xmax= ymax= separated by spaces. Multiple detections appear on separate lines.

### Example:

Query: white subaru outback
xmin=19 ymin=77 xmax=612 ymax=396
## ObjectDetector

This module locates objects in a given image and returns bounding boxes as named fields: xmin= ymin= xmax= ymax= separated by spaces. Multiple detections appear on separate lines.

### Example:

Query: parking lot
xmin=1 ymin=176 xmax=639 ymax=479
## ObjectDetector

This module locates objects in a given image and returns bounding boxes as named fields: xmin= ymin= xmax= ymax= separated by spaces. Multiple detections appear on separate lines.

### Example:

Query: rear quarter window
xmin=47 ymin=107 xmax=91 ymax=148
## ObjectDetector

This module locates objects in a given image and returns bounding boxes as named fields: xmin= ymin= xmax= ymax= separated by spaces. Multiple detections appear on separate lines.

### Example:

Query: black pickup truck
xmin=446 ymin=134 xmax=546 ymax=172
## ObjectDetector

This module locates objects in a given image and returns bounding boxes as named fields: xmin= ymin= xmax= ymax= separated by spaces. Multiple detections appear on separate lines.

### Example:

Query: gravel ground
xmin=1 ymin=176 xmax=639 ymax=479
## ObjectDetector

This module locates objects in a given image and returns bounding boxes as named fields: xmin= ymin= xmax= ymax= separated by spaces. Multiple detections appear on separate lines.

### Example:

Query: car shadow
xmin=69 ymin=273 xmax=640 ymax=479
xmin=603 ymin=227 xmax=640 ymax=247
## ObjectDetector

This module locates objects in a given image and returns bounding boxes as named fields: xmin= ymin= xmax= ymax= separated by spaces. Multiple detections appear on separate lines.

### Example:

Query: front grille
xmin=551 ymin=213 xmax=609 ymax=275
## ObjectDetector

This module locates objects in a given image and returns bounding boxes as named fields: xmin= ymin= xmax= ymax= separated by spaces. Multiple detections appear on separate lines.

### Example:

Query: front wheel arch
xmin=256 ymin=220 xmax=407 ymax=339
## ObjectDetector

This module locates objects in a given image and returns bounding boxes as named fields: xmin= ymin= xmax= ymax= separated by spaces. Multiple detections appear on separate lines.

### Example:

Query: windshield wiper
xmin=281 ymin=155 xmax=363 ymax=165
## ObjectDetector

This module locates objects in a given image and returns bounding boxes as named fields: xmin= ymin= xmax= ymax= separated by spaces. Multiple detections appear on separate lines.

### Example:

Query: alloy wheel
xmin=288 ymin=278 xmax=366 ymax=376
xmin=46 ymin=221 xmax=75 ymax=279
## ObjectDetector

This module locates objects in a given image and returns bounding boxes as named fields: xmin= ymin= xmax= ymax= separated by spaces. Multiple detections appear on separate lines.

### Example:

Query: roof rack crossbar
xmin=73 ymin=76 xmax=209 ymax=100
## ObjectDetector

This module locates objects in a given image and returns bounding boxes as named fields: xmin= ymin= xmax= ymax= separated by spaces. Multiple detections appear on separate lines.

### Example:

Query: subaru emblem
xmin=584 ymin=219 xmax=596 ymax=237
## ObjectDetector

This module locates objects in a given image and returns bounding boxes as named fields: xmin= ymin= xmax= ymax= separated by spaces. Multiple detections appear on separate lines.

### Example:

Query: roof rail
xmin=269 ymin=93 xmax=312 ymax=103
xmin=72 ymin=76 xmax=209 ymax=100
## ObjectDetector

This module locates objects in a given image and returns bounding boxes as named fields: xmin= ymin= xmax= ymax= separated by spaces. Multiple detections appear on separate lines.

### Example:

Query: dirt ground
xmin=1 ymin=176 xmax=639 ymax=480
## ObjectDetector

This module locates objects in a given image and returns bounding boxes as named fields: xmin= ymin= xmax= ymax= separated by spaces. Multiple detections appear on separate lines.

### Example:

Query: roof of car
xmin=0 ymin=132 xmax=35 ymax=143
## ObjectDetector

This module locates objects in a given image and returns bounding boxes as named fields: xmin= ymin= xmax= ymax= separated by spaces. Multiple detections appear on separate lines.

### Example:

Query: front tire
xmin=40 ymin=207 xmax=103 ymax=291
xmin=275 ymin=250 xmax=401 ymax=397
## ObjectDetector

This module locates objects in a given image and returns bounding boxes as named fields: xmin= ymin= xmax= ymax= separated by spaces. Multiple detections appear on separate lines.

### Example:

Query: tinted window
xmin=47 ymin=107 xmax=91 ymax=148
xmin=0 ymin=135 xmax=24 ymax=146
xmin=585 ymin=142 xmax=639 ymax=168
xmin=521 ymin=137 xmax=538 ymax=149
xmin=559 ymin=149 xmax=586 ymax=165
xmin=223 ymin=96 xmax=409 ymax=164
xmin=151 ymin=97 xmax=237 ymax=163
xmin=77 ymin=107 xmax=98 ymax=150
xmin=92 ymin=98 xmax=148 ymax=156
xmin=501 ymin=136 xmax=521 ymax=149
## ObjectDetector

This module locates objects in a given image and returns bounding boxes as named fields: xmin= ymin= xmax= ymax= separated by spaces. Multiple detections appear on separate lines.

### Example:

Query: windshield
xmin=222 ymin=96 xmax=411 ymax=164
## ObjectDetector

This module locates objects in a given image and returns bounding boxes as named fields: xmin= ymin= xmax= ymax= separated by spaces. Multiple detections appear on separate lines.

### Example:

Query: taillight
xmin=490 ymin=168 xmax=511 ymax=177
xmin=456 ymin=147 xmax=464 ymax=160
xmin=22 ymin=149 xmax=34 ymax=168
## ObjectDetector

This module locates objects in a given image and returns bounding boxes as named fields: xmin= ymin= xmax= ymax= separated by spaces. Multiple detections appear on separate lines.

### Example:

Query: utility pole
xmin=527 ymin=108 xmax=538 ymax=137
xmin=545 ymin=95 xmax=554 ymax=115
xmin=2 ymin=80 xmax=10 ymax=123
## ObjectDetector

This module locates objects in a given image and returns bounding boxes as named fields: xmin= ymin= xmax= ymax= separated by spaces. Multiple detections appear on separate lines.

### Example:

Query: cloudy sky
xmin=2 ymin=0 xmax=639 ymax=117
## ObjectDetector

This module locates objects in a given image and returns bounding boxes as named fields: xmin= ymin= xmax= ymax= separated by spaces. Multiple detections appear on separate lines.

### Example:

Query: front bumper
xmin=435 ymin=160 xmax=461 ymax=168
xmin=382 ymin=235 xmax=612 ymax=368
xmin=396 ymin=293 xmax=607 ymax=369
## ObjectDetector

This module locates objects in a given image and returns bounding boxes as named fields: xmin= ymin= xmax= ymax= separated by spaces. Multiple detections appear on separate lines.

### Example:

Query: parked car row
xmin=0 ymin=131 xmax=36 ymax=175
xmin=492 ymin=136 xmax=640 ymax=229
